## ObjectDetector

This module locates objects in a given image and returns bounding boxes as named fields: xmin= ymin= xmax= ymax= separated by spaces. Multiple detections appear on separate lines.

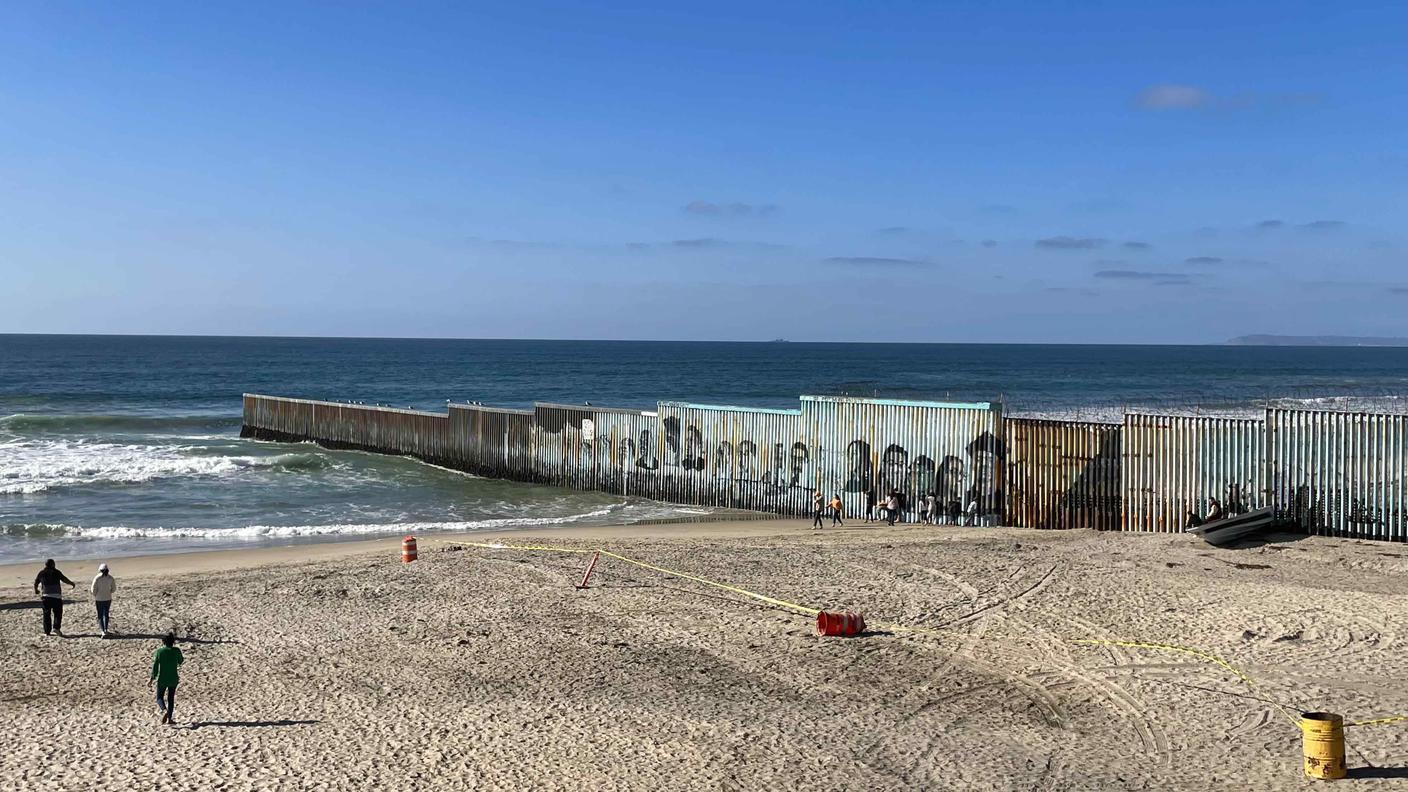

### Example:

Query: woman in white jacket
xmin=90 ymin=564 xmax=117 ymax=638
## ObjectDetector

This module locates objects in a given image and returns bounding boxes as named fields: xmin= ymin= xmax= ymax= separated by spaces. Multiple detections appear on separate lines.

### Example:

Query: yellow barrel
xmin=1301 ymin=712 xmax=1346 ymax=780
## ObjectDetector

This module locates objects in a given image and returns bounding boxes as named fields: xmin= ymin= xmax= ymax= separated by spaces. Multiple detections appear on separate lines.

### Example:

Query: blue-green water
xmin=3 ymin=334 xmax=1407 ymax=563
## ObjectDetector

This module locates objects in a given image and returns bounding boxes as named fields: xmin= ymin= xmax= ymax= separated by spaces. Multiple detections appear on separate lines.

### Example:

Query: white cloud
xmin=1136 ymin=84 xmax=1211 ymax=111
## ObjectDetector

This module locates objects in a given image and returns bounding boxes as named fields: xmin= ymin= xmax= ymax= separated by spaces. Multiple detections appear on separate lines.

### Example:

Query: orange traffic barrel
xmin=815 ymin=611 xmax=866 ymax=637
xmin=1301 ymin=712 xmax=1346 ymax=780
xmin=401 ymin=536 xmax=418 ymax=563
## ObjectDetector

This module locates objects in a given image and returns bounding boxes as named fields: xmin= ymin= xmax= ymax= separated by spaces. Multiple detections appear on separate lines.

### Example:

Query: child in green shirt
xmin=150 ymin=634 xmax=184 ymax=725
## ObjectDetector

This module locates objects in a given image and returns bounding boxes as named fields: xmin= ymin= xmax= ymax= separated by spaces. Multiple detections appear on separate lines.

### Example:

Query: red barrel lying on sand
xmin=815 ymin=611 xmax=866 ymax=637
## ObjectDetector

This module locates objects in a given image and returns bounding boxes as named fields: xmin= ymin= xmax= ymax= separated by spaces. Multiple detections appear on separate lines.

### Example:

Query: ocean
xmin=4 ymin=334 xmax=1408 ymax=564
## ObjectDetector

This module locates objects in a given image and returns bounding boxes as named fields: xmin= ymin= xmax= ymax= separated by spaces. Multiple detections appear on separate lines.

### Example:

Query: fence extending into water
xmin=242 ymin=393 xmax=1408 ymax=542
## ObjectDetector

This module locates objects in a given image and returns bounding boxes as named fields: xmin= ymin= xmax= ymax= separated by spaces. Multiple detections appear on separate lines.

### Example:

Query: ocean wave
xmin=1263 ymin=395 xmax=1408 ymax=413
xmin=0 ymin=412 xmax=237 ymax=436
xmin=0 ymin=439 xmax=329 ymax=495
xmin=3 ymin=506 xmax=629 ymax=540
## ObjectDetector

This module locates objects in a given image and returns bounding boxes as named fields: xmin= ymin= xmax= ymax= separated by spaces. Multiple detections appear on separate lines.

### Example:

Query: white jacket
xmin=90 ymin=574 xmax=117 ymax=602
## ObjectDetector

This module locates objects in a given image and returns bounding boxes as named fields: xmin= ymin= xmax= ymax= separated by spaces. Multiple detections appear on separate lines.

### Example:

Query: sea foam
xmin=10 ymin=506 xmax=626 ymax=540
xmin=0 ymin=438 xmax=322 ymax=495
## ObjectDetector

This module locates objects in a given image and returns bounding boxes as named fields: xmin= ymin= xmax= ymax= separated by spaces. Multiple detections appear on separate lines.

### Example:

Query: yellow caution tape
xmin=455 ymin=541 xmax=819 ymax=616
xmin=455 ymin=540 xmax=1408 ymax=733
xmin=1346 ymin=715 xmax=1408 ymax=728
xmin=1072 ymin=639 xmax=1299 ymax=725
xmin=595 ymin=549 xmax=820 ymax=616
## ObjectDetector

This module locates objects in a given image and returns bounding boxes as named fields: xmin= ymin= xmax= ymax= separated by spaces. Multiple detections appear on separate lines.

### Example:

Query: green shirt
xmin=151 ymin=646 xmax=184 ymax=687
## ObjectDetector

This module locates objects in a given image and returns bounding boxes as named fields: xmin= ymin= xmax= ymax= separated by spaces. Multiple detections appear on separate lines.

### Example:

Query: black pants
xmin=831 ymin=509 xmax=843 ymax=526
xmin=812 ymin=509 xmax=825 ymax=527
xmin=95 ymin=600 xmax=112 ymax=633
xmin=41 ymin=597 xmax=63 ymax=634
xmin=156 ymin=685 xmax=177 ymax=720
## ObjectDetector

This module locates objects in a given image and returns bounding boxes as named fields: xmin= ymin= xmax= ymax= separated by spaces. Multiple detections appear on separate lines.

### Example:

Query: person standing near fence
xmin=863 ymin=487 xmax=877 ymax=523
xmin=90 ymin=563 xmax=117 ymax=638
xmin=885 ymin=492 xmax=901 ymax=526
xmin=811 ymin=489 xmax=826 ymax=529
xmin=150 ymin=634 xmax=184 ymax=725
xmin=33 ymin=559 xmax=75 ymax=637
xmin=829 ymin=493 xmax=845 ymax=526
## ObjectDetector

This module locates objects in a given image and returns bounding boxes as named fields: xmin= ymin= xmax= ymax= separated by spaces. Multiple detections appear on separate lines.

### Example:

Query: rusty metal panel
xmin=530 ymin=404 xmax=654 ymax=492
xmin=448 ymin=403 xmax=535 ymax=480
xmin=242 ymin=393 xmax=316 ymax=438
xmin=533 ymin=403 xmax=594 ymax=488
xmin=802 ymin=396 xmax=1003 ymax=524
xmin=653 ymin=402 xmax=807 ymax=514
xmin=312 ymin=401 xmax=451 ymax=462
xmin=578 ymin=407 xmax=660 ymax=497
xmin=1267 ymin=409 xmax=1408 ymax=541
xmin=1121 ymin=413 xmax=1265 ymax=533
xmin=242 ymin=394 xmax=454 ymax=465
xmin=1005 ymin=418 xmax=1121 ymax=530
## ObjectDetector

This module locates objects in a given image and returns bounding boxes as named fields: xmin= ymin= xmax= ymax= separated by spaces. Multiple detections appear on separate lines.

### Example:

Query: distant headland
xmin=1227 ymin=335 xmax=1408 ymax=348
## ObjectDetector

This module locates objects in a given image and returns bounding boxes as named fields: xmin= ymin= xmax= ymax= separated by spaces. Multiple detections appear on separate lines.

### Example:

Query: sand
xmin=4 ymin=520 xmax=1408 ymax=791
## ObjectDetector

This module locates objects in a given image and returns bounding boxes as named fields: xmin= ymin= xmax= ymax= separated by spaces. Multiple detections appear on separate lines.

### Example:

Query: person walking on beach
xmin=150 ymin=634 xmax=184 ymax=725
xmin=863 ymin=487 xmax=877 ymax=523
xmin=885 ymin=492 xmax=900 ymax=526
xmin=90 ymin=563 xmax=117 ymax=638
xmin=919 ymin=493 xmax=935 ymax=525
xmin=33 ymin=559 xmax=75 ymax=636
xmin=812 ymin=489 xmax=826 ymax=529
xmin=829 ymin=494 xmax=845 ymax=526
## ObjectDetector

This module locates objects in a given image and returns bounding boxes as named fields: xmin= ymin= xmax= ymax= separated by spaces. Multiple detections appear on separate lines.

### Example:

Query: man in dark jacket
xmin=33 ymin=559 xmax=76 ymax=636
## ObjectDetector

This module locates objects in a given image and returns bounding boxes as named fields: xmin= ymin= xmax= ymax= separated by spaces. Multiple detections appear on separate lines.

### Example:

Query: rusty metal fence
xmin=242 ymin=394 xmax=1408 ymax=543
xmin=803 ymin=396 xmax=1003 ymax=524
xmin=448 ymin=404 xmax=535 ymax=480
xmin=1267 ymin=408 xmax=1408 ymax=541
xmin=1121 ymin=413 xmax=1266 ymax=533
xmin=655 ymin=402 xmax=807 ymax=514
xmin=1005 ymin=418 xmax=1122 ymax=530
xmin=241 ymin=394 xmax=454 ymax=465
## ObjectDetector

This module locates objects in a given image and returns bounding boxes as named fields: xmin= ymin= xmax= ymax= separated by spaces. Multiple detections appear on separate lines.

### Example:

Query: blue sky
xmin=1 ymin=2 xmax=1404 ymax=343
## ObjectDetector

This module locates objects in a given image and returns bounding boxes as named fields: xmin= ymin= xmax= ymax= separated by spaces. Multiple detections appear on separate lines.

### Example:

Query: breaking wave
xmin=0 ymin=439 xmax=328 ymax=495
xmin=2 ymin=506 xmax=627 ymax=540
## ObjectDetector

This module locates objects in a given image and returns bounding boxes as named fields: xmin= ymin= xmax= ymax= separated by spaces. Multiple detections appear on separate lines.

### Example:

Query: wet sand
xmin=4 ymin=520 xmax=1408 ymax=790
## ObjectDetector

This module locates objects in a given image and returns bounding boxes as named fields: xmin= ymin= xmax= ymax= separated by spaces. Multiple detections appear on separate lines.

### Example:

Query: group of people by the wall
xmin=32 ymin=559 xmax=185 ymax=724
xmin=810 ymin=486 xmax=989 ymax=528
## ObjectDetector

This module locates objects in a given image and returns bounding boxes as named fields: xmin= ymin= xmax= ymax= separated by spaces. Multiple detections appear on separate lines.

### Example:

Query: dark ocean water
xmin=3 ymin=334 xmax=1408 ymax=563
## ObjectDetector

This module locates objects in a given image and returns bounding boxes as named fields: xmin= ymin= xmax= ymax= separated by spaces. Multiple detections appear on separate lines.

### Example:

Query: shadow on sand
xmin=186 ymin=719 xmax=319 ymax=730
xmin=0 ymin=600 xmax=45 ymax=611
xmin=58 ymin=632 xmax=240 ymax=645
xmin=1347 ymin=766 xmax=1408 ymax=780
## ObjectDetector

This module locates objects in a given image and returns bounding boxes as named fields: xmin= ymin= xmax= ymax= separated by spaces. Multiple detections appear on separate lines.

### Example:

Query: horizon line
xmin=0 ymin=330 xmax=1270 ymax=347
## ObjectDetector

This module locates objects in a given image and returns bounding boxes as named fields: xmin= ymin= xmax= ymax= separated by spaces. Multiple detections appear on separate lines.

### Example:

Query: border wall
xmin=1005 ymin=418 xmax=1121 ymax=531
xmin=242 ymin=393 xmax=1408 ymax=542
xmin=1122 ymin=414 xmax=1266 ymax=533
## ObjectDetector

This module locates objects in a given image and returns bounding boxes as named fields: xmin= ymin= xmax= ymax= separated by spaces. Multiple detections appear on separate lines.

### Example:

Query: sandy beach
xmin=4 ymin=520 xmax=1408 ymax=791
